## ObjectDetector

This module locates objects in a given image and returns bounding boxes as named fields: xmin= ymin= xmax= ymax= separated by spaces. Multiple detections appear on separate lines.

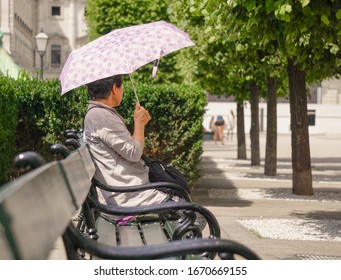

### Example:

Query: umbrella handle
xmin=152 ymin=49 xmax=163 ymax=78
xmin=128 ymin=74 xmax=140 ymax=107
xmin=152 ymin=59 xmax=159 ymax=78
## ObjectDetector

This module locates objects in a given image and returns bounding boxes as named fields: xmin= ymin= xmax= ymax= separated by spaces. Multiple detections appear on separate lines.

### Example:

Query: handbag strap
xmin=86 ymin=105 xmax=105 ymax=114
xmin=84 ymin=105 xmax=103 ymax=128
xmin=141 ymin=154 xmax=153 ymax=165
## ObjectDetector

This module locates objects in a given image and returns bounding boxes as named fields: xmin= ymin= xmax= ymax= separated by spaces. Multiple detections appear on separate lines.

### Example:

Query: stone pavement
xmin=193 ymin=133 xmax=341 ymax=260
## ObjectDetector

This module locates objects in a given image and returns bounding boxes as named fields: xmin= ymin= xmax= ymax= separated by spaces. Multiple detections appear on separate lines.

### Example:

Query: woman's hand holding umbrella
xmin=133 ymin=102 xmax=151 ymax=149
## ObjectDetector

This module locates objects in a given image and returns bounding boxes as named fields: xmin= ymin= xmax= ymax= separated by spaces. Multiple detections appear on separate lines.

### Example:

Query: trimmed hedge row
xmin=119 ymin=81 xmax=207 ymax=186
xmin=0 ymin=76 xmax=18 ymax=183
xmin=0 ymin=75 xmax=206 ymax=187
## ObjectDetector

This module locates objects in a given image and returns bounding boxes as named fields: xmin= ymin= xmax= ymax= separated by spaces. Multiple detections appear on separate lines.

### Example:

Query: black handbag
xmin=141 ymin=154 xmax=191 ymax=194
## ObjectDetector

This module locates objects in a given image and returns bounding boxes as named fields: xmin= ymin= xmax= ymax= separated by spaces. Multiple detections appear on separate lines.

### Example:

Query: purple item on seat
xmin=116 ymin=216 xmax=135 ymax=225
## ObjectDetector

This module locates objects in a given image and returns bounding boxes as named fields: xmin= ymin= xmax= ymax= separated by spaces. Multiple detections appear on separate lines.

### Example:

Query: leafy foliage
xmin=226 ymin=0 xmax=341 ymax=83
xmin=171 ymin=0 xmax=289 ymax=100
xmin=171 ymin=0 xmax=341 ymax=98
xmin=119 ymin=80 xmax=207 ymax=186
xmin=1 ymin=76 xmax=205 ymax=187
xmin=86 ymin=0 xmax=170 ymax=39
xmin=217 ymin=0 xmax=341 ymax=194
xmin=14 ymin=73 xmax=88 ymax=158
xmin=0 ymin=76 xmax=18 ymax=184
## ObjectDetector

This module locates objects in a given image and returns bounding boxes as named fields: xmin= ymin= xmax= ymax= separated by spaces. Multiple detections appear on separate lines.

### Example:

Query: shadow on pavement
xmin=292 ymin=211 xmax=341 ymax=240
xmin=293 ymin=210 xmax=341 ymax=221
xmin=192 ymin=157 xmax=253 ymax=208
xmin=243 ymin=172 xmax=341 ymax=182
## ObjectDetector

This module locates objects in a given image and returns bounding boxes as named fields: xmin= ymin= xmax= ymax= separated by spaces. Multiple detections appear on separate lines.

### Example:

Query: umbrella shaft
xmin=128 ymin=74 xmax=140 ymax=107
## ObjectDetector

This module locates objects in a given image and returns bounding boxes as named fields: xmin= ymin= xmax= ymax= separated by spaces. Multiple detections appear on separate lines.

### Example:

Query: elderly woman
xmin=83 ymin=75 xmax=206 ymax=230
xmin=83 ymin=75 xmax=168 ymax=207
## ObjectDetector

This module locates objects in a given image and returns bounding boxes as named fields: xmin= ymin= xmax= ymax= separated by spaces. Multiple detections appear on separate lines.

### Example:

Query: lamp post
xmin=35 ymin=30 xmax=48 ymax=79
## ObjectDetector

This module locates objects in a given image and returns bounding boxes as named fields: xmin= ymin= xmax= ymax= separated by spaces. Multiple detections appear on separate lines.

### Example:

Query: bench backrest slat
xmin=59 ymin=149 xmax=93 ymax=207
xmin=77 ymin=145 xmax=96 ymax=181
xmin=0 ymin=162 xmax=76 ymax=259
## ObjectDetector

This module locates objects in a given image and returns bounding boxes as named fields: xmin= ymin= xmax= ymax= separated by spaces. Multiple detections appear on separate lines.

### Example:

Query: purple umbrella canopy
xmin=59 ymin=20 xmax=195 ymax=100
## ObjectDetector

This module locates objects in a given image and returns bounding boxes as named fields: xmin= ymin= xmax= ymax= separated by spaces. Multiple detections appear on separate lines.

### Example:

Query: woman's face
xmin=113 ymin=83 xmax=124 ymax=106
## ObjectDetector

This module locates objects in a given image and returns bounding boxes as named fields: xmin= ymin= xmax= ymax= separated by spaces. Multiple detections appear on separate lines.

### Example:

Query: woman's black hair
xmin=87 ymin=75 xmax=123 ymax=100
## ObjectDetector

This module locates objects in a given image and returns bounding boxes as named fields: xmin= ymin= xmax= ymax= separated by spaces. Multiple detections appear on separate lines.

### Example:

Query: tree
xmin=174 ymin=0 xmax=341 ymax=195
xmin=170 ymin=1 xmax=264 ymax=162
xmin=249 ymin=81 xmax=260 ymax=165
xmin=236 ymin=100 xmax=247 ymax=159
xmin=199 ymin=1 xmax=288 ymax=172
xmin=265 ymin=76 xmax=278 ymax=176
xmin=225 ymin=0 xmax=341 ymax=195
xmin=86 ymin=0 xmax=169 ymax=39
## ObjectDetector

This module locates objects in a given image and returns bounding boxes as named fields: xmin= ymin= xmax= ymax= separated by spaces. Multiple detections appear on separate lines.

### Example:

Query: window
xmin=51 ymin=6 xmax=61 ymax=16
xmin=51 ymin=44 xmax=61 ymax=66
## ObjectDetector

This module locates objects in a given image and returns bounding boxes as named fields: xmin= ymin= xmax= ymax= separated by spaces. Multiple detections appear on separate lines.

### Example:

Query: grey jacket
xmin=84 ymin=101 xmax=167 ymax=207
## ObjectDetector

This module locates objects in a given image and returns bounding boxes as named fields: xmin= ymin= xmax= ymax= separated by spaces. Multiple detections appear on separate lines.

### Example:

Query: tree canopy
xmin=85 ymin=0 xmax=191 ymax=84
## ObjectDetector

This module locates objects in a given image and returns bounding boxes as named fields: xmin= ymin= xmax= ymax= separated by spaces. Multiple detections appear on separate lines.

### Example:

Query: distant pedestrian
xmin=226 ymin=110 xmax=235 ymax=141
xmin=214 ymin=115 xmax=225 ymax=145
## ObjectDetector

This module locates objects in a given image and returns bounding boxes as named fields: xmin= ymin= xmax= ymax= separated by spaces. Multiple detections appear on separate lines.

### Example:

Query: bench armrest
xmin=92 ymin=178 xmax=192 ymax=202
xmin=87 ymin=194 xmax=221 ymax=239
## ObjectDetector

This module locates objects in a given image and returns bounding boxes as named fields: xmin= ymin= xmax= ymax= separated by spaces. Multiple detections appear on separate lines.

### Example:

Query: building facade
xmin=0 ymin=0 xmax=87 ymax=79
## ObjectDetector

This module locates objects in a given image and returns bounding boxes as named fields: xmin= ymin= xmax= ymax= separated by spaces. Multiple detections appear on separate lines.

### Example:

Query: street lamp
xmin=35 ymin=30 xmax=48 ymax=79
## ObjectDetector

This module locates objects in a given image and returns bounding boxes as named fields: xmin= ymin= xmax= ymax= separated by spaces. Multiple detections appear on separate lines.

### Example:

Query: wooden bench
xmin=0 ymin=145 xmax=260 ymax=260
xmin=59 ymin=130 xmax=217 ymax=247
xmin=54 ymin=144 xmax=223 ymax=259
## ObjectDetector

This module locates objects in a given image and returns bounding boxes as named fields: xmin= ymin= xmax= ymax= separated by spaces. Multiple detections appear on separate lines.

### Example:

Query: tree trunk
xmin=265 ymin=76 xmax=277 ymax=176
xmin=237 ymin=102 xmax=247 ymax=159
xmin=249 ymin=81 xmax=260 ymax=165
xmin=287 ymin=58 xmax=313 ymax=195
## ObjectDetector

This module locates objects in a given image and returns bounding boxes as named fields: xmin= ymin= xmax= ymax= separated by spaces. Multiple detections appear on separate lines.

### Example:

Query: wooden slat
xmin=77 ymin=145 xmax=96 ymax=181
xmin=0 ymin=162 xmax=76 ymax=259
xmin=59 ymin=151 xmax=92 ymax=207
xmin=92 ymin=216 xmax=118 ymax=260
xmin=141 ymin=222 xmax=168 ymax=245
xmin=95 ymin=217 xmax=117 ymax=246
xmin=119 ymin=225 xmax=144 ymax=246
xmin=140 ymin=222 xmax=178 ymax=260
xmin=0 ymin=224 xmax=12 ymax=259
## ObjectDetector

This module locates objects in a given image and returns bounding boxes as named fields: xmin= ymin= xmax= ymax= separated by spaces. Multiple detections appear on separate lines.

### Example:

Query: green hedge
xmin=119 ymin=81 xmax=207 ymax=186
xmin=0 ymin=74 xmax=88 ymax=183
xmin=0 ymin=76 xmax=18 ymax=184
xmin=14 ymin=74 xmax=88 ymax=157
xmin=0 ymin=75 xmax=206 ymax=188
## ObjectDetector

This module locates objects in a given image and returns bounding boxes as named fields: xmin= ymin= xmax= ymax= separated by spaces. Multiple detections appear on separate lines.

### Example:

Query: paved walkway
xmin=193 ymin=133 xmax=341 ymax=260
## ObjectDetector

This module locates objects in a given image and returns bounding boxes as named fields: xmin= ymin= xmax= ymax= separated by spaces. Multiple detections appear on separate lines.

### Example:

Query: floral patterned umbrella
xmin=59 ymin=20 xmax=195 ymax=100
